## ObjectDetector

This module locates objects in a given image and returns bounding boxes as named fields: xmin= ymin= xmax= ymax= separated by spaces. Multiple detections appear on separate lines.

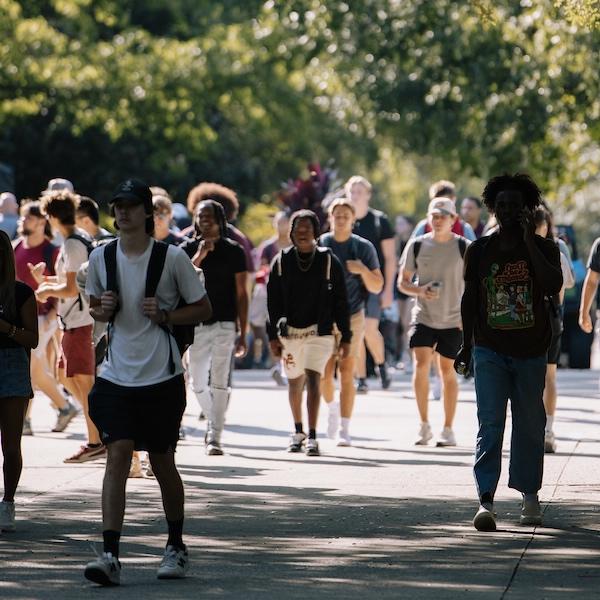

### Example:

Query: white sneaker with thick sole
xmin=157 ymin=545 xmax=189 ymax=579
xmin=0 ymin=501 xmax=16 ymax=532
xmin=436 ymin=427 xmax=457 ymax=447
xmin=84 ymin=551 xmax=121 ymax=586
xmin=287 ymin=432 xmax=306 ymax=453
xmin=306 ymin=438 xmax=321 ymax=456
xmin=327 ymin=404 xmax=340 ymax=439
xmin=337 ymin=431 xmax=352 ymax=447
xmin=520 ymin=496 xmax=542 ymax=526
xmin=473 ymin=503 xmax=497 ymax=532
xmin=415 ymin=422 xmax=433 ymax=445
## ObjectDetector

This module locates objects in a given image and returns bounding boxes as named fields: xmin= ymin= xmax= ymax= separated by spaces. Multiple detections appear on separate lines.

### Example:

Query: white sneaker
xmin=157 ymin=545 xmax=189 ymax=579
xmin=84 ymin=551 xmax=121 ymax=586
xmin=544 ymin=430 xmax=557 ymax=453
xmin=327 ymin=404 xmax=340 ymax=439
xmin=306 ymin=438 xmax=321 ymax=456
xmin=287 ymin=432 xmax=306 ymax=453
xmin=436 ymin=427 xmax=457 ymax=447
xmin=473 ymin=503 xmax=497 ymax=532
xmin=520 ymin=495 xmax=542 ymax=526
xmin=336 ymin=431 xmax=352 ymax=447
xmin=0 ymin=501 xmax=15 ymax=532
xmin=415 ymin=422 xmax=433 ymax=445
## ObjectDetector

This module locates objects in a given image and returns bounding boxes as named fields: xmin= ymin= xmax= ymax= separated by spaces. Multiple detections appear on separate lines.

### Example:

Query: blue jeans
xmin=473 ymin=346 xmax=547 ymax=499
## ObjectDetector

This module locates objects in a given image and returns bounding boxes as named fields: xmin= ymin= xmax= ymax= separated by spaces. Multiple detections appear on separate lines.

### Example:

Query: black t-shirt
xmin=180 ymin=237 xmax=246 ymax=324
xmin=353 ymin=208 xmax=394 ymax=278
xmin=0 ymin=281 xmax=35 ymax=349
xmin=465 ymin=233 xmax=561 ymax=358
xmin=586 ymin=237 xmax=600 ymax=273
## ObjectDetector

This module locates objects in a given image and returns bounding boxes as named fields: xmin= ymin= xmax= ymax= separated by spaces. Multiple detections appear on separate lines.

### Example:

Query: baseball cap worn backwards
xmin=111 ymin=179 xmax=153 ymax=212
xmin=42 ymin=178 xmax=74 ymax=195
xmin=427 ymin=197 xmax=457 ymax=217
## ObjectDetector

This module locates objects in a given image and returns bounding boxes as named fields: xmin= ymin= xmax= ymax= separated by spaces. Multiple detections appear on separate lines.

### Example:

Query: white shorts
xmin=32 ymin=314 xmax=58 ymax=360
xmin=280 ymin=326 xmax=335 ymax=380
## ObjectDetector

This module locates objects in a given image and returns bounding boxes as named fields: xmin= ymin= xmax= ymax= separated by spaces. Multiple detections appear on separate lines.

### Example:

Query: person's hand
xmin=270 ymin=339 xmax=283 ymax=359
xmin=142 ymin=297 xmax=164 ymax=324
xmin=100 ymin=291 xmax=118 ymax=317
xmin=380 ymin=288 xmax=394 ymax=309
xmin=35 ymin=283 xmax=52 ymax=302
xmin=191 ymin=239 xmax=215 ymax=267
xmin=519 ymin=207 xmax=536 ymax=242
xmin=346 ymin=259 xmax=365 ymax=275
xmin=579 ymin=312 xmax=593 ymax=334
xmin=28 ymin=262 xmax=46 ymax=285
xmin=420 ymin=284 xmax=437 ymax=301
xmin=234 ymin=334 xmax=248 ymax=358
xmin=338 ymin=341 xmax=351 ymax=360
xmin=454 ymin=345 xmax=472 ymax=376
xmin=0 ymin=319 xmax=10 ymax=334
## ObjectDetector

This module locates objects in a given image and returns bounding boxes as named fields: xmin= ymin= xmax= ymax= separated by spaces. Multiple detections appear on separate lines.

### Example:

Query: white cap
xmin=42 ymin=178 xmax=74 ymax=195
xmin=0 ymin=192 xmax=18 ymax=215
xmin=427 ymin=197 xmax=457 ymax=216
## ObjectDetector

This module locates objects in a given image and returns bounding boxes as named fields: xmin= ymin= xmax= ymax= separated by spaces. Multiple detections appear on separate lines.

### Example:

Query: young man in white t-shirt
xmin=83 ymin=179 xmax=211 ymax=586
xmin=35 ymin=190 xmax=103 ymax=462
xmin=398 ymin=198 xmax=469 ymax=447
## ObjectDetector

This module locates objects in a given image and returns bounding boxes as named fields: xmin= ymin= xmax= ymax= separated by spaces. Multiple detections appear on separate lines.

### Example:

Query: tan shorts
xmin=333 ymin=310 xmax=365 ymax=360
xmin=280 ymin=326 xmax=335 ymax=380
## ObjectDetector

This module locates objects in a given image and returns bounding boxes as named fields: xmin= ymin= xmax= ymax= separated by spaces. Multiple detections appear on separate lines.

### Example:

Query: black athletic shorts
xmin=89 ymin=375 xmax=186 ymax=453
xmin=547 ymin=332 xmax=562 ymax=365
xmin=408 ymin=323 xmax=462 ymax=359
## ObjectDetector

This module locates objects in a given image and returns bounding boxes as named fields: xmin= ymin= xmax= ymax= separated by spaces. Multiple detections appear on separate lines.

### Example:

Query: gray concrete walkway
xmin=2 ymin=369 xmax=599 ymax=599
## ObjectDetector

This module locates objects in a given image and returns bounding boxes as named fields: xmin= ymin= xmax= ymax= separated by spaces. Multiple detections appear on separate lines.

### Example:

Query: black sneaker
xmin=287 ymin=432 xmax=306 ymax=453
xmin=356 ymin=379 xmax=369 ymax=394
xmin=379 ymin=364 xmax=391 ymax=390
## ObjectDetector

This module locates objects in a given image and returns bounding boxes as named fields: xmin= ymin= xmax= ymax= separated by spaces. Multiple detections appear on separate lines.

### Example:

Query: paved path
xmin=2 ymin=369 xmax=600 ymax=599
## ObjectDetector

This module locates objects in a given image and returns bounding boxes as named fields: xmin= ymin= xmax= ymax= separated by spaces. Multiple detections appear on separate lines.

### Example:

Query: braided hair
xmin=289 ymin=209 xmax=320 ymax=243
xmin=194 ymin=199 xmax=228 ymax=239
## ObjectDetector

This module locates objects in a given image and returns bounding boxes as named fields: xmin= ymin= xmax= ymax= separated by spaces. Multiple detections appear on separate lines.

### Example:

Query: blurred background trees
xmin=1 ymin=0 xmax=599 ymax=244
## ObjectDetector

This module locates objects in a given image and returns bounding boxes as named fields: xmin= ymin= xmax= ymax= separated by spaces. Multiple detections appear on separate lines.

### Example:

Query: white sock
xmin=340 ymin=417 xmax=350 ymax=434
xmin=546 ymin=415 xmax=554 ymax=432
xmin=329 ymin=400 xmax=340 ymax=414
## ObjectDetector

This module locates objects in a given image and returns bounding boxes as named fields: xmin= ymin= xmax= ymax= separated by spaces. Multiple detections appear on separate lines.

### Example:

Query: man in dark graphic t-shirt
xmin=456 ymin=174 xmax=562 ymax=533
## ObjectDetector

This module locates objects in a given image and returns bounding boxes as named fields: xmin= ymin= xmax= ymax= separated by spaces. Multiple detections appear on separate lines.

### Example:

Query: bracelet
xmin=7 ymin=325 xmax=17 ymax=338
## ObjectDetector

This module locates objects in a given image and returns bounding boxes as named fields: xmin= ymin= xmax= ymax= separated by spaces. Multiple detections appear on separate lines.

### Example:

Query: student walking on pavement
xmin=180 ymin=200 xmax=248 ymax=456
xmin=398 ymin=198 xmax=469 ymax=447
xmin=0 ymin=230 xmax=38 ymax=533
xmin=83 ymin=179 xmax=211 ymax=585
xmin=455 ymin=174 xmax=562 ymax=532
xmin=319 ymin=199 xmax=383 ymax=446
xmin=267 ymin=210 xmax=351 ymax=457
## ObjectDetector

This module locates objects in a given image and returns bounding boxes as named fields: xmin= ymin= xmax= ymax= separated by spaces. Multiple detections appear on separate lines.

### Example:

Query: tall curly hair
xmin=186 ymin=182 xmax=239 ymax=222
xmin=482 ymin=173 xmax=542 ymax=212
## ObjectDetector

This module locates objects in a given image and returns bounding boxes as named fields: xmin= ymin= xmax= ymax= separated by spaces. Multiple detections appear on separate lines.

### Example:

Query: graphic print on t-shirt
xmin=485 ymin=260 xmax=534 ymax=330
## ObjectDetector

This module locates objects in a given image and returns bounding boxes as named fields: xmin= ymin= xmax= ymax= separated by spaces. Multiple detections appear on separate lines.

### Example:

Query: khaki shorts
xmin=333 ymin=310 xmax=365 ymax=360
xmin=280 ymin=326 xmax=335 ymax=380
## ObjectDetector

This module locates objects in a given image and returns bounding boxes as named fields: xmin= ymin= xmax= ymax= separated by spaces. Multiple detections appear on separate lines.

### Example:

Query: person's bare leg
xmin=62 ymin=371 xmax=100 ymax=444
xmin=321 ymin=355 xmax=336 ymax=405
xmin=150 ymin=450 xmax=184 ymax=522
xmin=30 ymin=355 xmax=68 ymax=410
xmin=357 ymin=338 xmax=367 ymax=379
xmin=413 ymin=347 xmax=433 ymax=422
xmin=288 ymin=375 xmax=305 ymax=425
xmin=439 ymin=355 xmax=458 ymax=428
xmin=102 ymin=440 xmax=134 ymax=531
xmin=364 ymin=317 xmax=385 ymax=365
xmin=305 ymin=370 xmax=321 ymax=431
xmin=543 ymin=364 xmax=557 ymax=418
xmin=0 ymin=397 xmax=28 ymax=502
xmin=339 ymin=356 xmax=357 ymax=418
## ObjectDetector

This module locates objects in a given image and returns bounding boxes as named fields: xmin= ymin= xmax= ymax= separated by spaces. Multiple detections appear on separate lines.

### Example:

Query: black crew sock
xmin=308 ymin=429 xmax=317 ymax=440
xmin=167 ymin=518 xmax=185 ymax=551
xmin=103 ymin=530 xmax=121 ymax=558
xmin=294 ymin=422 xmax=303 ymax=434
xmin=480 ymin=492 xmax=493 ymax=505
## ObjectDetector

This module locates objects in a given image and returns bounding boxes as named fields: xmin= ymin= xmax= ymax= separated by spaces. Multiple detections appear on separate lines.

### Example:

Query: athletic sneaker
xmin=473 ymin=503 xmax=496 ymax=532
xmin=84 ymin=551 xmax=121 ymax=586
xmin=157 ymin=545 xmax=189 ymax=579
xmin=287 ymin=432 xmax=306 ymax=453
xmin=356 ymin=379 xmax=368 ymax=394
xmin=52 ymin=403 xmax=79 ymax=432
xmin=128 ymin=452 xmax=144 ymax=478
xmin=179 ymin=427 xmax=186 ymax=440
xmin=379 ymin=364 xmax=391 ymax=390
xmin=436 ymin=427 xmax=457 ymax=447
xmin=520 ymin=495 xmax=542 ymax=526
xmin=22 ymin=418 xmax=33 ymax=436
xmin=271 ymin=367 xmax=287 ymax=387
xmin=544 ymin=430 xmax=557 ymax=454
xmin=206 ymin=439 xmax=224 ymax=456
xmin=337 ymin=431 xmax=352 ymax=447
xmin=64 ymin=445 xmax=107 ymax=463
xmin=0 ymin=501 xmax=16 ymax=532
xmin=327 ymin=405 xmax=340 ymax=439
xmin=306 ymin=438 xmax=320 ymax=457
xmin=415 ymin=422 xmax=433 ymax=446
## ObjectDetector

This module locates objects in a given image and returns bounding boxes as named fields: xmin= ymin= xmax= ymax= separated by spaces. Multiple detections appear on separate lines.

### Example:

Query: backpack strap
xmin=104 ymin=240 xmax=119 ymax=296
xmin=42 ymin=242 xmax=57 ymax=276
xmin=458 ymin=237 xmax=467 ymax=259
xmin=67 ymin=233 xmax=93 ymax=255
xmin=413 ymin=240 xmax=422 ymax=262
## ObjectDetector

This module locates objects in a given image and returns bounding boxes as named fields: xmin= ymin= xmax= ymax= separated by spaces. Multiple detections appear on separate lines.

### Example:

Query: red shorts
xmin=58 ymin=325 xmax=95 ymax=377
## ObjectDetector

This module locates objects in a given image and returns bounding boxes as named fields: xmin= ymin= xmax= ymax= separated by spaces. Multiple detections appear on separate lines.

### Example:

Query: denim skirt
xmin=0 ymin=347 xmax=33 ymax=399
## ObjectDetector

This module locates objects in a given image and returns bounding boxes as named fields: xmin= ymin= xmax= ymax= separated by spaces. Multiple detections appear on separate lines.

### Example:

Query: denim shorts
xmin=0 ymin=347 xmax=33 ymax=399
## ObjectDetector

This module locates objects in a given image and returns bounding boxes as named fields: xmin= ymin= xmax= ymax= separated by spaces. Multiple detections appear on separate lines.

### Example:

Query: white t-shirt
xmin=56 ymin=229 xmax=94 ymax=329
xmin=86 ymin=239 xmax=206 ymax=386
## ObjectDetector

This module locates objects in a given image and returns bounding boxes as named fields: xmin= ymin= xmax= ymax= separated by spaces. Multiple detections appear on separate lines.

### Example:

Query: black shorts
xmin=547 ymin=332 xmax=562 ymax=365
xmin=409 ymin=323 xmax=462 ymax=359
xmin=89 ymin=375 xmax=186 ymax=453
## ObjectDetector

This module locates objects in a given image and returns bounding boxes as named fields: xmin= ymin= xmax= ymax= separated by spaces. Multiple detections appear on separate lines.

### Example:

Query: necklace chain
xmin=295 ymin=248 xmax=316 ymax=272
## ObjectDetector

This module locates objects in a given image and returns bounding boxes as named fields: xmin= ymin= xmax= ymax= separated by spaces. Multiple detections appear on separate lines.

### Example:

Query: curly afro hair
xmin=482 ymin=173 xmax=542 ymax=213
xmin=186 ymin=182 xmax=239 ymax=222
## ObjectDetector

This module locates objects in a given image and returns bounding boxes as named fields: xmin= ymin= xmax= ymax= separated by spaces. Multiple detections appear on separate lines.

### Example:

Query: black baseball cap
xmin=110 ymin=179 xmax=152 ymax=213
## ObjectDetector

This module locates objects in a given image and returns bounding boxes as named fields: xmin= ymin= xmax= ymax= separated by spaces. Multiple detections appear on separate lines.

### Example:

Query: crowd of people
xmin=0 ymin=171 xmax=595 ymax=585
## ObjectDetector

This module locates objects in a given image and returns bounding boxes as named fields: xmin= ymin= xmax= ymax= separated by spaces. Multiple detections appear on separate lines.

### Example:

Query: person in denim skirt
xmin=0 ymin=230 xmax=39 ymax=532
xmin=455 ymin=174 xmax=562 ymax=532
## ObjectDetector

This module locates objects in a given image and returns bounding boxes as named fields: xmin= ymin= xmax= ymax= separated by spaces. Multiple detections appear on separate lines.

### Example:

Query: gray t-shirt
xmin=320 ymin=233 xmax=380 ymax=314
xmin=399 ymin=233 xmax=469 ymax=329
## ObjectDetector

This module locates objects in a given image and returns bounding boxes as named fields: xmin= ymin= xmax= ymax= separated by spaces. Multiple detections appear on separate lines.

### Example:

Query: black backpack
xmin=103 ymin=239 xmax=199 ymax=374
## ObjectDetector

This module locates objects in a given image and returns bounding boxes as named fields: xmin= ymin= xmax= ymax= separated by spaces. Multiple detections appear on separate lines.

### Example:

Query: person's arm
xmin=346 ymin=260 xmax=383 ymax=294
xmin=579 ymin=269 xmax=600 ymax=333
xmin=398 ymin=267 xmax=436 ymax=300
xmin=143 ymin=297 xmax=212 ymax=325
xmin=331 ymin=256 xmax=351 ymax=358
xmin=454 ymin=244 xmax=479 ymax=374
xmin=0 ymin=293 xmax=38 ymax=349
xmin=235 ymin=271 xmax=249 ymax=357
xmin=35 ymin=270 xmax=79 ymax=301
xmin=380 ymin=237 xmax=397 ymax=309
